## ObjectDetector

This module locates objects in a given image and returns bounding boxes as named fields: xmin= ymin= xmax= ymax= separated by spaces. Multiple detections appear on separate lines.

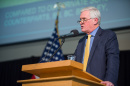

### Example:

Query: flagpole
xmin=54 ymin=2 xmax=65 ymax=44
xmin=55 ymin=6 xmax=61 ymax=44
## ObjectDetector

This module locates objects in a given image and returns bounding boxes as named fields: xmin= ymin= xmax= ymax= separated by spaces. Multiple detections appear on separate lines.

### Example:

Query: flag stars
xmin=42 ymin=57 xmax=45 ymax=61
xmin=44 ymin=52 xmax=47 ymax=55
xmin=45 ymin=58 xmax=48 ymax=61
xmin=53 ymin=43 xmax=56 ymax=46
xmin=55 ymin=45 xmax=58 ymax=48
xmin=47 ymin=53 xmax=50 ymax=56
xmin=55 ymin=57 xmax=58 ymax=60
xmin=49 ymin=53 xmax=52 ymax=56
xmin=53 ymin=56 xmax=55 ymax=59
xmin=46 ymin=47 xmax=50 ymax=50
xmin=51 ymin=48 xmax=54 ymax=52
xmin=57 ymin=52 xmax=61 ymax=55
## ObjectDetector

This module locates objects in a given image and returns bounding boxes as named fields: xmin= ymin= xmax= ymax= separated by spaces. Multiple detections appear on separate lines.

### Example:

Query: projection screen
xmin=0 ymin=0 xmax=130 ymax=45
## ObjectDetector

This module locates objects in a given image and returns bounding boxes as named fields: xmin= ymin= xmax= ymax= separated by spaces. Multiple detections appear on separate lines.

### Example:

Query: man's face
xmin=80 ymin=10 xmax=95 ymax=34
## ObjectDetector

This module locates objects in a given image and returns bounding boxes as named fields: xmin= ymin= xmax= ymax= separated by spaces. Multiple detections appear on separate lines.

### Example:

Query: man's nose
xmin=80 ymin=21 xmax=84 ymax=25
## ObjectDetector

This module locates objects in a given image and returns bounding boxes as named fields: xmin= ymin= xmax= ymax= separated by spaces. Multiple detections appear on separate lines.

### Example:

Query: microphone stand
xmin=48 ymin=38 xmax=65 ymax=62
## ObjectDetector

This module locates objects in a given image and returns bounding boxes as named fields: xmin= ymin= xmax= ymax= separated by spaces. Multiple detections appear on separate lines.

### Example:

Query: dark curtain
xmin=0 ymin=51 xmax=130 ymax=86
xmin=0 ymin=56 xmax=39 ymax=86
xmin=117 ymin=50 xmax=130 ymax=86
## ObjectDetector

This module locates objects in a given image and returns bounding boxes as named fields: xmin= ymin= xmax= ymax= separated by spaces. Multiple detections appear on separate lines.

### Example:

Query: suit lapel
xmin=87 ymin=27 xmax=103 ymax=65
xmin=79 ymin=36 xmax=86 ymax=63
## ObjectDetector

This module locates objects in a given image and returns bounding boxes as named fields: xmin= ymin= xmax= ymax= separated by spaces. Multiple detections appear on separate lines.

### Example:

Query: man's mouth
xmin=81 ymin=26 xmax=84 ymax=29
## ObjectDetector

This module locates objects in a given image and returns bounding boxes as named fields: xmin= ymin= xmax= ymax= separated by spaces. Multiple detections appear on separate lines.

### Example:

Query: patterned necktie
xmin=83 ymin=35 xmax=91 ymax=72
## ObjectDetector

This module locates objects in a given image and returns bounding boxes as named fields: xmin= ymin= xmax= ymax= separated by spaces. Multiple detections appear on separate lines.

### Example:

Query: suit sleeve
xmin=74 ymin=47 xmax=78 ymax=61
xmin=104 ymin=31 xmax=120 ymax=85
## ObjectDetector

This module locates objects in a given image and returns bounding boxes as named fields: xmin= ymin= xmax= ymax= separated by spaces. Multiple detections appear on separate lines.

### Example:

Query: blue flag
xmin=39 ymin=17 xmax=64 ymax=63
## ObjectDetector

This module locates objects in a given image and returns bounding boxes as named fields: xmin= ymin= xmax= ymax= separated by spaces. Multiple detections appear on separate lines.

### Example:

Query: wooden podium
xmin=17 ymin=60 xmax=104 ymax=86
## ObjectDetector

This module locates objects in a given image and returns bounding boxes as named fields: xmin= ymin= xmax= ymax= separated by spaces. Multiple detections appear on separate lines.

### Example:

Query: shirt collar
xmin=86 ymin=26 xmax=99 ymax=37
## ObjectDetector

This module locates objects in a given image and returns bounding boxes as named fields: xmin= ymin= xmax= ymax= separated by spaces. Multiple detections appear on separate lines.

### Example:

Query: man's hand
xmin=101 ymin=81 xmax=114 ymax=86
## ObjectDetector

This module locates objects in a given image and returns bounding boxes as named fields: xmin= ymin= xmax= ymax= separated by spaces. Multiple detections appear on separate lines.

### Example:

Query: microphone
xmin=58 ymin=29 xmax=79 ymax=39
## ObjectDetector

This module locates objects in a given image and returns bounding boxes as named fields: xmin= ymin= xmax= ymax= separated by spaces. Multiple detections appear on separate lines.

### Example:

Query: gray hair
xmin=81 ymin=6 xmax=101 ymax=25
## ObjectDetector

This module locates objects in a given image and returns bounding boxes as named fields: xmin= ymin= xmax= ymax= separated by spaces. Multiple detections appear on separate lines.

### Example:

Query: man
xmin=74 ymin=7 xmax=119 ymax=86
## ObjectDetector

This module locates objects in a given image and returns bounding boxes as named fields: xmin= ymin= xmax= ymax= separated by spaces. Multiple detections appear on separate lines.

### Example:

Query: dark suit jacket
xmin=74 ymin=27 xmax=119 ymax=86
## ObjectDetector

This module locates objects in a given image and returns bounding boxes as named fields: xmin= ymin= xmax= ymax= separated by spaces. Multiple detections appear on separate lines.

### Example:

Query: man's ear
xmin=93 ymin=18 xmax=98 ymax=25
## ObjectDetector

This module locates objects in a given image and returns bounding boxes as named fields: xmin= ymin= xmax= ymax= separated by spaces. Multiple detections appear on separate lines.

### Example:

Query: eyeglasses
xmin=77 ymin=18 xmax=92 ymax=24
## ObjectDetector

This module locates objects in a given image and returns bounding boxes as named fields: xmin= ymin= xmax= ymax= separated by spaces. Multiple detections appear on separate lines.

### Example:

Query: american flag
xmin=31 ymin=11 xmax=64 ymax=79
xmin=39 ymin=16 xmax=64 ymax=63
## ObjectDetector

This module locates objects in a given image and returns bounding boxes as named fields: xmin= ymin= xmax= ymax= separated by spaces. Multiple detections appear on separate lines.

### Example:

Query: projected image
xmin=0 ymin=0 xmax=130 ymax=45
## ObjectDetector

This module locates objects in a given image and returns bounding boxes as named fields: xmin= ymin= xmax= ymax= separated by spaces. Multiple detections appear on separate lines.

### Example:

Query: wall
xmin=0 ymin=29 xmax=130 ymax=62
